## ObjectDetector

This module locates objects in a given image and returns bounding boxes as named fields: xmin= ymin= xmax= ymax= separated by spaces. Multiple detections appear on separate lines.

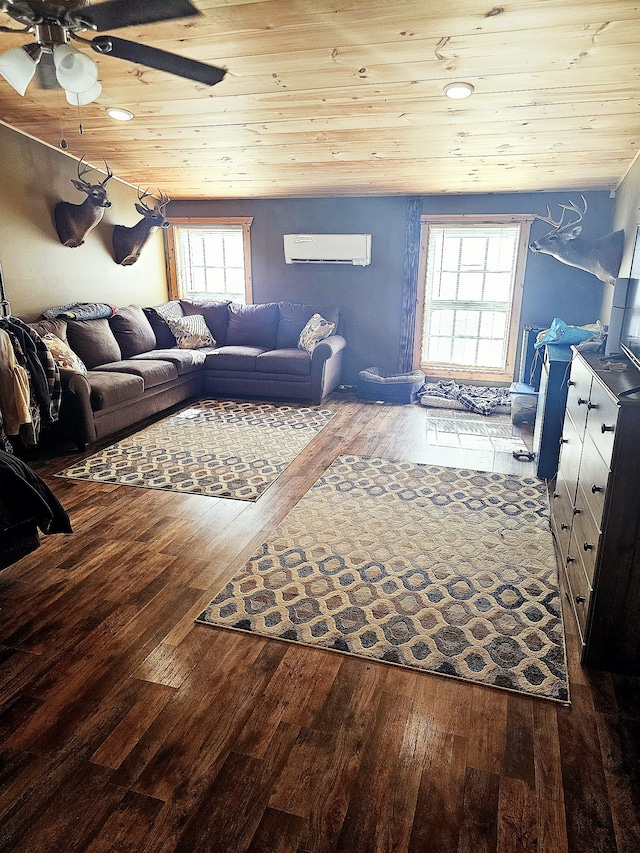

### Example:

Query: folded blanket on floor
xmin=418 ymin=379 xmax=511 ymax=415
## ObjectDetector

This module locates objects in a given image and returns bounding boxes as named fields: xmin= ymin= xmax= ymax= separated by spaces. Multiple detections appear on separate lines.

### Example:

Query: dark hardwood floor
xmin=1 ymin=396 xmax=639 ymax=853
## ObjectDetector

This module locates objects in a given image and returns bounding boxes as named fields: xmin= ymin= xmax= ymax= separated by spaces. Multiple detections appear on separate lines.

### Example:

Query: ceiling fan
xmin=0 ymin=0 xmax=226 ymax=102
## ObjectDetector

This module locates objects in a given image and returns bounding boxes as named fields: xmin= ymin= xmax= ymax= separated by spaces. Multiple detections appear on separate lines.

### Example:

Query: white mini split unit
xmin=283 ymin=233 xmax=371 ymax=266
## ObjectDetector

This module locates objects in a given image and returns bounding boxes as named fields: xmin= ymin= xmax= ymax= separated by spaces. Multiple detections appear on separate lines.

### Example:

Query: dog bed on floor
xmin=357 ymin=367 xmax=425 ymax=403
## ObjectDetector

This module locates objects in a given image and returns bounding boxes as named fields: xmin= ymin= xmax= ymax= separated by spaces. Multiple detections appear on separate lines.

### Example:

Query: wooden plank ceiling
xmin=0 ymin=0 xmax=639 ymax=199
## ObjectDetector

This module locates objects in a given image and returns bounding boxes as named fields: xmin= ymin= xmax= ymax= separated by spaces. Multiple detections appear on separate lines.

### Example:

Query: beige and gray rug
xmin=197 ymin=454 xmax=569 ymax=702
xmin=56 ymin=400 xmax=335 ymax=501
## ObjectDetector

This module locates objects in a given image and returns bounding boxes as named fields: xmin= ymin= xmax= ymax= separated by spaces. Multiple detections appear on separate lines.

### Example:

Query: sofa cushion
xmin=66 ymin=318 xmax=122 ymax=369
xmin=92 ymin=359 xmax=178 ymax=389
xmin=205 ymin=346 xmax=264 ymax=372
xmin=87 ymin=370 xmax=144 ymax=411
xmin=226 ymin=302 xmax=279 ymax=349
xmin=30 ymin=317 xmax=69 ymax=342
xmin=41 ymin=333 xmax=87 ymax=375
xmin=298 ymin=313 xmax=337 ymax=353
xmin=109 ymin=305 xmax=157 ymax=358
xmin=166 ymin=314 xmax=216 ymax=349
xmin=181 ymin=299 xmax=230 ymax=346
xmin=276 ymin=303 xmax=340 ymax=349
xmin=143 ymin=301 xmax=184 ymax=348
xmin=256 ymin=348 xmax=311 ymax=376
xmin=131 ymin=348 xmax=211 ymax=375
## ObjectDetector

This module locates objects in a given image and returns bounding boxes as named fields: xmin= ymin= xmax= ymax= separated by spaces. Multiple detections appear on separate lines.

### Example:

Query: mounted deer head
xmin=54 ymin=156 xmax=113 ymax=248
xmin=112 ymin=188 xmax=171 ymax=266
xmin=529 ymin=195 xmax=624 ymax=286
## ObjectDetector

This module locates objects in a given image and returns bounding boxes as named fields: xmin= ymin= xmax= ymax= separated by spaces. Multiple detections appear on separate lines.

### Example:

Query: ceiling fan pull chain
xmin=55 ymin=88 xmax=68 ymax=149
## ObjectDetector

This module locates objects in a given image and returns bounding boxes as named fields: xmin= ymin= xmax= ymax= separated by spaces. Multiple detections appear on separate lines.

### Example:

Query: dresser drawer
xmin=571 ymin=486 xmax=601 ymax=583
xmin=584 ymin=379 xmax=618 ymax=467
xmin=565 ymin=536 xmax=592 ymax=640
xmin=557 ymin=414 xmax=582 ymax=502
xmin=566 ymin=357 xmax=592 ymax=436
xmin=577 ymin=433 xmax=610 ymax=526
xmin=551 ymin=479 xmax=573 ymax=558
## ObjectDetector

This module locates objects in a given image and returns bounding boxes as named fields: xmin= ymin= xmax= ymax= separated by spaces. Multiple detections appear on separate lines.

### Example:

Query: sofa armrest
xmin=311 ymin=334 xmax=347 ymax=363
xmin=310 ymin=334 xmax=346 ymax=403
xmin=58 ymin=369 xmax=96 ymax=449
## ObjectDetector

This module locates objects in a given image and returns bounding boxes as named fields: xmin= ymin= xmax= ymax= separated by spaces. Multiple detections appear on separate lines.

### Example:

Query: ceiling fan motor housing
xmin=33 ymin=23 xmax=68 ymax=52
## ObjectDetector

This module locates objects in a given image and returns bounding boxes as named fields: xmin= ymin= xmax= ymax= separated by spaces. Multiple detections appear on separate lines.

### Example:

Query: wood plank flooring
xmin=1 ymin=396 xmax=639 ymax=853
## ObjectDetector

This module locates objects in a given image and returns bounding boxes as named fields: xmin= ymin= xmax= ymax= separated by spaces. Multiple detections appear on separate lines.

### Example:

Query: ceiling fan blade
xmin=81 ymin=0 xmax=201 ymax=32
xmin=91 ymin=36 xmax=226 ymax=86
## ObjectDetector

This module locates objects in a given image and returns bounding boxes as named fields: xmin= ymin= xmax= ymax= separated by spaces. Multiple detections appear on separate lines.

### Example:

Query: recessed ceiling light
xmin=106 ymin=107 xmax=134 ymax=121
xmin=444 ymin=82 xmax=474 ymax=100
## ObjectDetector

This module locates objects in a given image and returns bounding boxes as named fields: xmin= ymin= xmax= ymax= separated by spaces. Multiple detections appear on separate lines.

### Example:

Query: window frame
xmin=165 ymin=217 xmax=254 ymax=304
xmin=413 ymin=214 xmax=532 ymax=383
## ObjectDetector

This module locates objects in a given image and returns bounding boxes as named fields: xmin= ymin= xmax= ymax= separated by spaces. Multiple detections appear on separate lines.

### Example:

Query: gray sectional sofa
xmin=30 ymin=300 xmax=345 ymax=450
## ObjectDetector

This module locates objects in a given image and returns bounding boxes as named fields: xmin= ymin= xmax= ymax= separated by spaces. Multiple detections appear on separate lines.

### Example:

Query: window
xmin=415 ymin=216 xmax=531 ymax=382
xmin=166 ymin=218 xmax=253 ymax=303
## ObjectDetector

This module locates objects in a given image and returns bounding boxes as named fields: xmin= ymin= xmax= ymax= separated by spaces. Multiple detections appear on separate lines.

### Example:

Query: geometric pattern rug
xmin=56 ymin=399 xmax=335 ymax=501
xmin=196 ymin=454 xmax=569 ymax=702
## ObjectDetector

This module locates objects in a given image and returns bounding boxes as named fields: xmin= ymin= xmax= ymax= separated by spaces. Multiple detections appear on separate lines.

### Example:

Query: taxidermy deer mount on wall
xmin=529 ymin=196 xmax=624 ymax=286
xmin=112 ymin=188 xmax=171 ymax=266
xmin=54 ymin=157 xmax=113 ymax=248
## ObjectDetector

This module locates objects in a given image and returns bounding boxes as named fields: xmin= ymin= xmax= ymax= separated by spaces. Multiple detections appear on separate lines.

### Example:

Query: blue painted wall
xmin=171 ymin=190 xmax=613 ymax=386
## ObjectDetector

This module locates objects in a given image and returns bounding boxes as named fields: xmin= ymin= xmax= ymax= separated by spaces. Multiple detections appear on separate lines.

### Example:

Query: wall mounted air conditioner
xmin=283 ymin=233 xmax=371 ymax=266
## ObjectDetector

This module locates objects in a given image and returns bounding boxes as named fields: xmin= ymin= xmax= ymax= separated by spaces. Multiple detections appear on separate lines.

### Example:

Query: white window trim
xmin=166 ymin=217 xmax=253 ymax=304
xmin=413 ymin=214 xmax=533 ymax=383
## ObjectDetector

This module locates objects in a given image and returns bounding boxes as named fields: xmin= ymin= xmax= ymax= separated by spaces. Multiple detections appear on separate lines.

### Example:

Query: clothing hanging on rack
xmin=0 ymin=328 xmax=31 ymax=436
xmin=0 ymin=316 xmax=62 ymax=448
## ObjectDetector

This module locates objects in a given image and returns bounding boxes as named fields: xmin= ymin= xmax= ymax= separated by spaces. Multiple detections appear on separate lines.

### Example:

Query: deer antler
xmin=532 ymin=204 xmax=566 ymax=230
xmin=558 ymin=194 xmax=587 ymax=225
xmin=136 ymin=187 xmax=155 ymax=211
xmin=76 ymin=155 xmax=94 ymax=186
xmin=155 ymin=189 xmax=171 ymax=212
xmin=76 ymin=156 xmax=113 ymax=187
xmin=101 ymin=159 xmax=113 ymax=186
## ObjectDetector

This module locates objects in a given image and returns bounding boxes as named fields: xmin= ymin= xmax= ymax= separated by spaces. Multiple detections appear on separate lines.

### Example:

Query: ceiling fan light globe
xmin=0 ymin=46 xmax=39 ymax=96
xmin=66 ymin=80 xmax=102 ymax=106
xmin=53 ymin=44 xmax=77 ymax=70
xmin=54 ymin=44 xmax=99 ymax=93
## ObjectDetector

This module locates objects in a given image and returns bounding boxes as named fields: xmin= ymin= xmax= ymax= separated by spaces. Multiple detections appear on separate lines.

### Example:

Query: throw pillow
xmin=108 ymin=305 xmax=157 ymax=357
xmin=226 ymin=302 xmax=279 ymax=349
xmin=166 ymin=314 xmax=216 ymax=349
xmin=298 ymin=313 xmax=336 ymax=353
xmin=65 ymin=318 xmax=122 ymax=369
xmin=42 ymin=332 xmax=87 ymax=375
xmin=144 ymin=301 xmax=184 ymax=349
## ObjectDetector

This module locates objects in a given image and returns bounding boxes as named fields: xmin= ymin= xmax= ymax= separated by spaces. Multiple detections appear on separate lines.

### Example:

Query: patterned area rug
xmin=56 ymin=400 xmax=335 ymax=501
xmin=197 ymin=455 xmax=569 ymax=702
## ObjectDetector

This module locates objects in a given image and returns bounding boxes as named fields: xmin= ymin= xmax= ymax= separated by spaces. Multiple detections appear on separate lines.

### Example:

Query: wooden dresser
xmin=551 ymin=348 xmax=640 ymax=673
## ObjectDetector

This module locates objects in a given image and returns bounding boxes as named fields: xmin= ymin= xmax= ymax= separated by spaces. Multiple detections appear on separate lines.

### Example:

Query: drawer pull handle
xmin=576 ymin=594 xmax=586 ymax=604
xmin=553 ymin=492 xmax=560 ymax=499
xmin=560 ymin=438 xmax=568 ymax=444
xmin=578 ymin=397 xmax=588 ymax=406
xmin=591 ymin=484 xmax=603 ymax=494
xmin=587 ymin=402 xmax=599 ymax=410
xmin=561 ymin=523 xmax=570 ymax=531
xmin=583 ymin=541 xmax=594 ymax=551
xmin=573 ymin=507 xmax=581 ymax=515
xmin=566 ymin=556 xmax=575 ymax=564
xmin=601 ymin=423 xmax=615 ymax=433
xmin=567 ymin=380 xmax=576 ymax=387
